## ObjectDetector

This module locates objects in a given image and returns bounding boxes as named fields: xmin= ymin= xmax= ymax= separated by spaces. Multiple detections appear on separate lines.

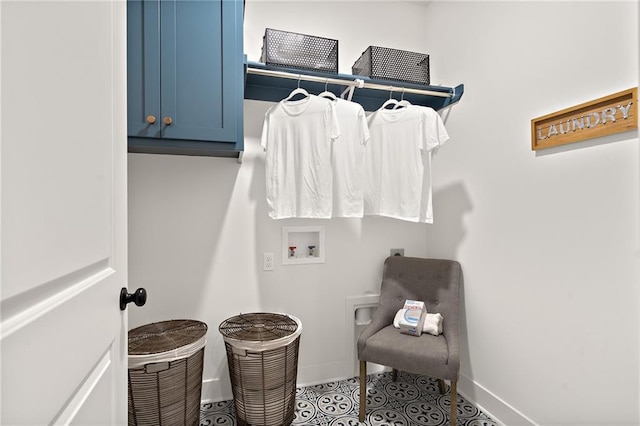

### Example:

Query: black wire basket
xmin=353 ymin=46 xmax=430 ymax=85
xmin=261 ymin=28 xmax=338 ymax=74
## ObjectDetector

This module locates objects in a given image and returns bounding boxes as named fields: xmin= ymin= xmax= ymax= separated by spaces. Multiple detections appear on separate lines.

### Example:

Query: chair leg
xmin=359 ymin=361 xmax=366 ymax=422
xmin=437 ymin=378 xmax=446 ymax=394
xmin=450 ymin=380 xmax=457 ymax=426
xmin=391 ymin=368 xmax=398 ymax=382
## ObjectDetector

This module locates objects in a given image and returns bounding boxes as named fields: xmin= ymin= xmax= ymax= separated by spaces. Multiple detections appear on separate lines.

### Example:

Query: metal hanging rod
xmin=359 ymin=80 xmax=453 ymax=98
xmin=246 ymin=66 xmax=453 ymax=99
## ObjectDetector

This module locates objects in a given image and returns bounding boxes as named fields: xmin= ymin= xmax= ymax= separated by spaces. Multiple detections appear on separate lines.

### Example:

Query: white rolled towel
xmin=393 ymin=309 xmax=443 ymax=335
xmin=423 ymin=313 xmax=443 ymax=335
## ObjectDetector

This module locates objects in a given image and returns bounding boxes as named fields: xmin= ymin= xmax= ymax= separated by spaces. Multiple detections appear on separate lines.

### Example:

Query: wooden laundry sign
xmin=531 ymin=87 xmax=638 ymax=150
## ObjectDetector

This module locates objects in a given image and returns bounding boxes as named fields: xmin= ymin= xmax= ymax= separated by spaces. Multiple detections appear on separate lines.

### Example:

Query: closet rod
xmin=246 ymin=66 xmax=453 ymax=99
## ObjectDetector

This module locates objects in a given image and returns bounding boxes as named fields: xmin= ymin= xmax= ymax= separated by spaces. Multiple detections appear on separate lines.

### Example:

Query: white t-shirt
xmin=364 ymin=105 xmax=449 ymax=223
xmin=330 ymin=98 xmax=370 ymax=218
xmin=261 ymin=95 xmax=341 ymax=219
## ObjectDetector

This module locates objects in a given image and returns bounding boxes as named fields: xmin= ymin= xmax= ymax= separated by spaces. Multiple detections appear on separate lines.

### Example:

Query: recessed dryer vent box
xmin=282 ymin=226 xmax=325 ymax=265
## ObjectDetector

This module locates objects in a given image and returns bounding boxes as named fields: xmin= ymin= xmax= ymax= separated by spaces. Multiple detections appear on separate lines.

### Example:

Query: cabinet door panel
xmin=127 ymin=0 xmax=161 ymax=137
xmin=160 ymin=0 xmax=237 ymax=142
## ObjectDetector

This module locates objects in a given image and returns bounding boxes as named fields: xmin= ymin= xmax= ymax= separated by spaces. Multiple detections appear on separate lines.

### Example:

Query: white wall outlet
xmin=263 ymin=252 xmax=274 ymax=271
xmin=390 ymin=248 xmax=404 ymax=257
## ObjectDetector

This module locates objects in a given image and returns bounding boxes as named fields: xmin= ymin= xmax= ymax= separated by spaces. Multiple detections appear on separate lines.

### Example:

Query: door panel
xmin=68 ymin=349 xmax=117 ymax=426
xmin=161 ymin=0 xmax=237 ymax=142
xmin=1 ymin=0 xmax=128 ymax=424
xmin=127 ymin=0 xmax=161 ymax=138
xmin=2 ymin=278 xmax=117 ymax=423
xmin=1 ymin=1 xmax=113 ymax=300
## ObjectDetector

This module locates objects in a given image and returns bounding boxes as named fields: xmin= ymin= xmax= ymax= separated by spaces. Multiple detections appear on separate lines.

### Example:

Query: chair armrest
xmin=356 ymin=303 xmax=396 ymax=358
xmin=442 ymin=314 xmax=460 ymax=372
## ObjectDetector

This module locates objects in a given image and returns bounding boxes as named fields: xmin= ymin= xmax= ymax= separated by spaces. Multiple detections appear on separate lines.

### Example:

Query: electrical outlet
xmin=390 ymin=248 xmax=404 ymax=257
xmin=263 ymin=253 xmax=274 ymax=271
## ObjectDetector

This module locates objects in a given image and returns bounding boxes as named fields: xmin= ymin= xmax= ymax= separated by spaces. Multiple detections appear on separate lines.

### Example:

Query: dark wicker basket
xmin=128 ymin=320 xmax=208 ymax=426
xmin=352 ymin=46 xmax=430 ymax=85
xmin=219 ymin=313 xmax=302 ymax=426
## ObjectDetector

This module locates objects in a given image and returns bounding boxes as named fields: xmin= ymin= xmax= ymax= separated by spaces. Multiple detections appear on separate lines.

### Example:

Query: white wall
xmin=421 ymin=1 xmax=639 ymax=425
xmin=128 ymin=1 xmax=640 ymax=424
xmin=128 ymin=0 xmax=433 ymax=402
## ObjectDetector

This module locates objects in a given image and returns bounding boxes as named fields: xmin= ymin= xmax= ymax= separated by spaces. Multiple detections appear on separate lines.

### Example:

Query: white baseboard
xmin=457 ymin=373 xmax=539 ymax=426
xmin=201 ymin=377 xmax=233 ymax=403
xmin=200 ymin=362 xmax=381 ymax=404
xmin=200 ymin=362 xmax=357 ymax=404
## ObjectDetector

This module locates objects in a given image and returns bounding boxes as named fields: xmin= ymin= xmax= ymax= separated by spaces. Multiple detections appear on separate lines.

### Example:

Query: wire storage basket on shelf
xmin=219 ymin=312 xmax=302 ymax=426
xmin=127 ymin=319 xmax=208 ymax=426
xmin=352 ymin=46 xmax=430 ymax=85
xmin=261 ymin=28 xmax=338 ymax=74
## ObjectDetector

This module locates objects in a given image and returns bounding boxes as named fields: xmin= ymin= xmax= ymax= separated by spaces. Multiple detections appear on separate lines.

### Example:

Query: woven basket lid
xmin=128 ymin=319 xmax=207 ymax=355
xmin=219 ymin=312 xmax=298 ymax=342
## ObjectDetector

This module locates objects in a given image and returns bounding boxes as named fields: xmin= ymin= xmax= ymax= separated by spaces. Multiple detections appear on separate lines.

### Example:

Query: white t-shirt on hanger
xmin=364 ymin=104 xmax=449 ymax=223
xmin=329 ymin=98 xmax=370 ymax=218
xmin=261 ymin=94 xmax=341 ymax=219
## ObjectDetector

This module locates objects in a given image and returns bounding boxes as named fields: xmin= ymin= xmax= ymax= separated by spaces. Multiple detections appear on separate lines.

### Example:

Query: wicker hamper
xmin=219 ymin=313 xmax=302 ymax=426
xmin=128 ymin=320 xmax=207 ymax=426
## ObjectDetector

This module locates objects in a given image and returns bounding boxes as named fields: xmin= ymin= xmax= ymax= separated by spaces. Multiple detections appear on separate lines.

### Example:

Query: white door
xmin=1 ymin=0 xmax=130 ymax=424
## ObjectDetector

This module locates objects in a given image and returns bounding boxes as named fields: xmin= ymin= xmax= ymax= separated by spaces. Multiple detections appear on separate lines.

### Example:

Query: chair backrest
xmin=378 ymin=256 xmax=462 ymax=337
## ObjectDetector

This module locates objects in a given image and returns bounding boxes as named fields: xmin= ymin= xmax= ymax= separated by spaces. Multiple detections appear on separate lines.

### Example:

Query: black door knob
xmin=120 ymin=287 xmax=147 ymax=311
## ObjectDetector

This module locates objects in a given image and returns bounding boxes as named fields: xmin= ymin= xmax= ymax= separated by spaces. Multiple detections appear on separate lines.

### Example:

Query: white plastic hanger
xmin=393 ymin=88 xmax=411 ymax=109
xmin=284 ymin=75 xmax=310 ymax=101
xmin=318 ymin=91 xmax=337 ymax=100
xmin=380 ymin=88 xmax=399 ymax=109
xmin=318 ymin=79 xmax=338 ymax=101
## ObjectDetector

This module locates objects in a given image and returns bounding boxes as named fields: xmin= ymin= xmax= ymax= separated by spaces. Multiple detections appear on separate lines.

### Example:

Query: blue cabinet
xmin=127 ymin=0 xmax=244 ymax=157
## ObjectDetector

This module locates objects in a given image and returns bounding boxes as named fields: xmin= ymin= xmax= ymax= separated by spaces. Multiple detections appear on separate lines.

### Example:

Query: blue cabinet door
xmin=127 ymin=0 xmax=243 ymax=155
xmin=127 ymin=0 xmax=161 ymax=138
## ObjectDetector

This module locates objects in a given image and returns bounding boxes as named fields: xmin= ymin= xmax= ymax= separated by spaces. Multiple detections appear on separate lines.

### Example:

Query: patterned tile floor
xmin=200 ymin=371 xmax=498 ymax=426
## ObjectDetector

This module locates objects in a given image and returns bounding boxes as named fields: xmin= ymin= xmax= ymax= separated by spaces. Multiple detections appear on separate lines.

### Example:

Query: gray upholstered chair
xmin=357 ymin=256 xmax=462 ymax=425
